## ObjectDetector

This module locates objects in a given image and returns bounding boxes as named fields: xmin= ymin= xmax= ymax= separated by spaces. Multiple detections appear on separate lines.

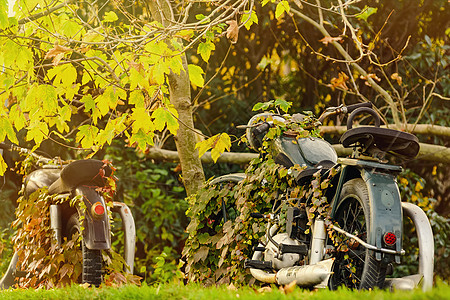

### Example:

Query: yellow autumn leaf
xmin=415 ymin=181 xmax=423 ymax=192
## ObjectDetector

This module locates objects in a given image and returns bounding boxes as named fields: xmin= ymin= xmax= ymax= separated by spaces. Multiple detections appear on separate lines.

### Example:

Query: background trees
xmin=1 ymin=0 xmax=448 ymax=283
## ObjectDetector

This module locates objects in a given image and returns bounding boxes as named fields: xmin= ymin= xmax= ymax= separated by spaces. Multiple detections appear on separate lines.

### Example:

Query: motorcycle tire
xmin=328 ymin=178 xmax=387 ymax=290
xmin=66 ymin=213 xmax=103 ymax=287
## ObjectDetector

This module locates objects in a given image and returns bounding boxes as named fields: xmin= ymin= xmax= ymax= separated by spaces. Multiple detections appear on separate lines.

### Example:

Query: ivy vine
xmin=183 ymin=102 xmax=342 ymax=285
xmin=9 ymin=157 xmax=140 ymax=288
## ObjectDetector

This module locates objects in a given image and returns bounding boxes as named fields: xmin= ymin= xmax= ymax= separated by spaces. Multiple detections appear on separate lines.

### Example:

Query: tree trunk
xmin=168 ymin=57 xmax=206 ymax=196
xmin=148 ymin=0 xmax=205 ymax=195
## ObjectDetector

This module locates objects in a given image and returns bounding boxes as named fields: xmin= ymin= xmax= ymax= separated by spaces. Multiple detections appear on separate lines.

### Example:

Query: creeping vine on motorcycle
xmin=183 ymin=101 xmax=343 ymax=285
xmin=10 ymin=155 xmax=140 ymax=288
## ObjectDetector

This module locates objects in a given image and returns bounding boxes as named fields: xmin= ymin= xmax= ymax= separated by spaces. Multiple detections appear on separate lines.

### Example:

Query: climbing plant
xmin=183 ymin=101 xmax=340 ymax=285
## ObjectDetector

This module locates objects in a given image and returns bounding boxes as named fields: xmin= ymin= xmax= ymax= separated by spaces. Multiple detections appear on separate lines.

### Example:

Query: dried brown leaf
xmin=360 ymin=73 xmax=381 ymax=87
xmin=128 ymin=61 xmax=145 ymax=73
xmin=391 ymin=72 xmax=403 ymax=85
xmin=193 ymin=246 xmax=209 ymax=263
xmin=329 ymin=72 xmax=349 ymax=90
xmin=52 ymin=52 xmax=65 ymax=66
xmin=45 ymin=45 xmax=72 ymax=59
xmin=257 ymin=286 xmax=273 ymax=293
xmin=282 ymin=280 xmax=297 ymax=294
xmin=226 ymin=20 xmax=239 ymax=44
xmin=319 ymin=36 xmax=342 ymax=45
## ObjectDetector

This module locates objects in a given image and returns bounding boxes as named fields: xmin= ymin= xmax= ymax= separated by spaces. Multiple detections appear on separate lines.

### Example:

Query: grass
xmin=0 ymin=281 xmax=449 ymax=300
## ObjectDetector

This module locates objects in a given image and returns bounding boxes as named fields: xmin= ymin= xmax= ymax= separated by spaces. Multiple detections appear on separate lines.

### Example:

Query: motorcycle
xmin=205 ymin=102 xmax=434 ymax=291
xmin=0 ymin=143 xmax=136 ymax=288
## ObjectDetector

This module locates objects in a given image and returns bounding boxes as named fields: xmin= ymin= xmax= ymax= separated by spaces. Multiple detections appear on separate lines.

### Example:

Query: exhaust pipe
xmin=249 ymin=244 xmax=333 ymax=287
xmin=276 ymin=264 xmax=332 ymax=286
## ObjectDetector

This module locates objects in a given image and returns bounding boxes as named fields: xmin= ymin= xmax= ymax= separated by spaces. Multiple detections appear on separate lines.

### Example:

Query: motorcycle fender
xmin=75 ymin=186 xmax=111 ymax=250
xmin=360 ymin=169 xmax=403 ymax=262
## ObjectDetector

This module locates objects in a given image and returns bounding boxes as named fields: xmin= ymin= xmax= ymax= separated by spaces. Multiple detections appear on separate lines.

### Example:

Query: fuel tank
xmin=271 ymin=135 xmax=338 ymax=168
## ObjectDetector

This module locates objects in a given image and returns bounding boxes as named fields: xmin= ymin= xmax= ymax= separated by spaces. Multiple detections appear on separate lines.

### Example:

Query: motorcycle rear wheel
xmin=200 ymin=179 xmax=240 ymax=236
xmin=328 ymin=178 xmax=387 ymax=290
xmin=66 ymin=213 xmax=103 ymax=286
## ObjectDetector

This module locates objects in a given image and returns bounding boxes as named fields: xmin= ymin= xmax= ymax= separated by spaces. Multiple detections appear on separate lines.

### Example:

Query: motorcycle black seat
xmin=48 ymin=159 xmax=112 ymax=194
xmin=340 ymin=127 xmax=419 ymax=159
xmin=24 ymin=169 xmax=61 ymax=197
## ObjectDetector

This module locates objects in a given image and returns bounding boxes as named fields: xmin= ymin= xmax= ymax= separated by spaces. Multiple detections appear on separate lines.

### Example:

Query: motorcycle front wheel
xmin=328 ymin=178 xmax=387 ymax=290
xmin=66 ymin=213 xmax=103 ymax=286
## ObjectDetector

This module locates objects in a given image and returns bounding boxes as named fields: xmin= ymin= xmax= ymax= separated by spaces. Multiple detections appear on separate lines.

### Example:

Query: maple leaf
xmin=226 ymin=20 xmax=239 ymax=44
xmin=188 ymin=64 xmax=205 ymax=87
xmin=319 ymin=36 xmax=342 ymax=45
xmin=197 ymin=41 xmax=215 ymax=62
xmin=329 ymin=72 xmax=349 ymax=91
xmin=0 ymin=156 xmax=7 ymax=176
xmin=128 ymin=61 xmax=145 ymax=73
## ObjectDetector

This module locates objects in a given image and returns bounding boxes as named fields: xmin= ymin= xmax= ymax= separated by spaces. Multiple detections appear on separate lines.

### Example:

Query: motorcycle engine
xmin=264 ymin=233 xmax=302 ymax=270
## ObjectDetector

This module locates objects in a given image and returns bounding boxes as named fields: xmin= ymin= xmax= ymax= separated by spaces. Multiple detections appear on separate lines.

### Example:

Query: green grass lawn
xmin=0 ymin=282 xmax=449 ymax=300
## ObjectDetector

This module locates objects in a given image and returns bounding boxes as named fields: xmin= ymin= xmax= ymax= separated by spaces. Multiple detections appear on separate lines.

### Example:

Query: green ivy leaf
xmin=188 ymin=64 xmax=205 ymax=87
xmin=356 ymin=6 xmax=378 ymax=22
xmin=252 ymin=101 xmax=274 ymax=111
xmin=274 ymin=99 xmax=292 ymax=113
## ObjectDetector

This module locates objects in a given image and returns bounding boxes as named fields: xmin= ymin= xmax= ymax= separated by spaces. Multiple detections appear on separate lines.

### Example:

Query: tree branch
xmin=146 ymin=142 xmax=450 ymax=165
xmin=319 ymin=124 xmax=450 ymax=137
xmin=17 ymin=0 xmax=76 ymax=25
xmin=290 ymin=5 xmax=402 ymax=126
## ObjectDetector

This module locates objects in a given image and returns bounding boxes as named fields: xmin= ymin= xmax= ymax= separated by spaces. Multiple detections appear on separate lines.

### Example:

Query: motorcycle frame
xmin=50 ymin=188 xmax=136 ymax=273
xmin=1 ymin=173 xmax=136 ymax=289
xmin=329 ymin=158 xmax=405 ymax=263
xmin=209 ymin=158 xmax=434 ymax=290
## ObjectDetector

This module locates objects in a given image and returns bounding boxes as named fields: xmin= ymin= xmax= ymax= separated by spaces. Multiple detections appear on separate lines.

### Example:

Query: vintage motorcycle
xmin=208 ymin=102 xmax=434 ymax=291
xmin=0 ymin=143 xmax=136 ymax=288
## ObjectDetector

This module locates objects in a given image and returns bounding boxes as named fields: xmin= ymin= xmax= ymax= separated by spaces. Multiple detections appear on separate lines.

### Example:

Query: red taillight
xmin=384 ymin=232 xmax=397 ymax=245
xmin=92 ymin=202 xmax=105 ymax=217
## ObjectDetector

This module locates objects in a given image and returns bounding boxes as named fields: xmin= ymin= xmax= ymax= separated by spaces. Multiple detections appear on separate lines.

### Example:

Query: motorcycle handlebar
xmin=253 ymin=122 xmax=271 ymax=136
xmin=345 ymin=102 xmax=372 ymax=114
